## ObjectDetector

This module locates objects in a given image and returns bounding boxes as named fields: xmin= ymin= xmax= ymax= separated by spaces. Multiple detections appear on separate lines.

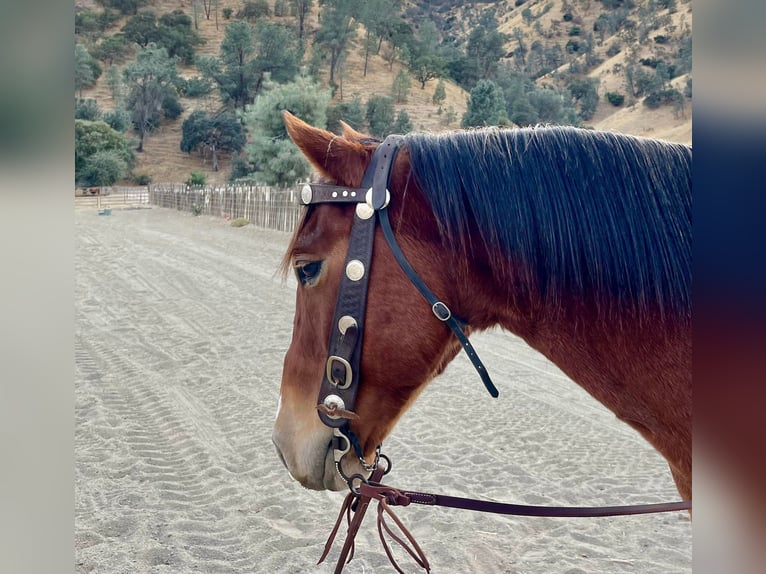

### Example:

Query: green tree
xmin=91 ymin=34 xmax=132 ymax=65
xmin=180 ymin=111 xmax=246 ymax=171
xmin=432 ymin=78 xmax=446 ymax=107
xmin=198 ymin=21 xmax=255 ymax=110
xmin=97 ymin=0 xmax=148 ymax=16
xmin=121 ymin=11 xmax=159 ymax=48
xmin=391 ymin=69 xmax=411 ymax=103
xmin=567 ymin=77 xmax=600 ymax=120
xmin=251 ymin=21 xmax=301 ymax=88
xmin=123 ymin=45 xmax=182 ymax=151
xmin=314 ymin=0 xmax=358 ymax=89
xmin=199 ymin=20 xmax=299 ymax=110
xmin=411 ymin=55 xmax=444 ymax=89
xmin=75 ymin=44 xmax=101 ymax=98
xmin=289 ymin=0 xmax=313 ymax=46
xmin=462 ymin=79 xmax=507 ymax=127
xmin=366 ymin=95 xmax=395 ymax=137
xmin=326 ymin=96 xmax=365 ymax=133
xmin=82 ymin=150 xmax=128 ymax=186
xmin=244 ymin=73 xmax=332 ymax=186
xmin=157 ymin=10 xmax=205 ymax=65
xmin=392 ymin=109 xmax=412 ymax=133
xmin=465 ymin=11 xmax=507 ymax=81
xmin=75 ymin=119 xmax=134 ymax=183
xmin=236 ymin=0 xmax=271 ymax=21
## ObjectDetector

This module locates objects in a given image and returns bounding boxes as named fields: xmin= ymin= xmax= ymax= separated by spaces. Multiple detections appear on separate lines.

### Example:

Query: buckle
xmin=326 ymin=355 xmax=353 ymax=389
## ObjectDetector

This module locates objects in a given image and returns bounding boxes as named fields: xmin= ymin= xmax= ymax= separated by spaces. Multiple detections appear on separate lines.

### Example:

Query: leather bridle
xmin=296 ymin=135 xmax=691 ymax=573
xmin=301 ymin=136 xmax=498 ymax=485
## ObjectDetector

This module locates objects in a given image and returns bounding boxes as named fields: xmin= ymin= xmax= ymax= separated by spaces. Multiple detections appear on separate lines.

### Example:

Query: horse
xmin=272 ymin=111 xmax=691 ymax=506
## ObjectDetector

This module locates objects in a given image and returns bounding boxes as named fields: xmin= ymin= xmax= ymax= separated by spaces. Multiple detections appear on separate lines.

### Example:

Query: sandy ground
xmin=75 ymin=206 xmax=691 ymax=574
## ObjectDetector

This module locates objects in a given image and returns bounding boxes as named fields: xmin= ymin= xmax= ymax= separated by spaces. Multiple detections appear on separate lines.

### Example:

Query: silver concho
xmin=323 ymin=394 xmax=346 ymax=419
xmin=365 ymin=187 xmax=390 ymax=209
xmin=345 ymin=260 xmax=365 ymax=281
xmin=338 ymin=315 xmax=358 ymax=335
xmin=355 ymin=202 xmax=374 ymax=220
xmin=300 ymin=184 xmax=312 ymax=205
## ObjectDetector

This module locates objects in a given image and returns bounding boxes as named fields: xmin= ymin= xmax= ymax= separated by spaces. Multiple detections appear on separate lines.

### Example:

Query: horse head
xmin=272 ymin=112 xmax=473 ymax=490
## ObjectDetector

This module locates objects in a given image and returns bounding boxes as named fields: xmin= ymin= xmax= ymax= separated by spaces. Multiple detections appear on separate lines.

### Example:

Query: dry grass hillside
xmin=78 ymin=0 xmax=690 ymax=185
xmin=502 ymin=0 xmax=692 ymax=142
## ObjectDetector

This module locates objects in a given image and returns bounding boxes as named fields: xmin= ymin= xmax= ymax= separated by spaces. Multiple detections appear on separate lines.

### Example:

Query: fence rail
xmin=75 ymin=186 xmax=150 ymax=208
xmin=148 ymin=184 xmax=302 ymax=233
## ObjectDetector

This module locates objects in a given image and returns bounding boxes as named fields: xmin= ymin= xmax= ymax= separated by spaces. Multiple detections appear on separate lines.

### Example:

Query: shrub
xmin=83 ymin=150 xmax=128 ymax=186
xmin=162 ymin=93 xmax=183 ymax=120
xmin=606 ymin=92 xmax=625 ymax=106
xmin=132 ymin=173 xmax=151 ymax=185
xmin=643 ymin=88 xmax=683 ymax=109
xmin=606 ymin=43 xmax=621 ymax=57
xmin=187 ymin=171 xmax=206 ymax=186
xmin=568 ymin=26 xmax=582 ymax=36
xmin=103 ymin=108 xmax=131 ymax=132
xmin=181 ymin=77 xmax=213 ymax=98
xmin=75 ymin=98 xmax=101 ymax=121
xmin=236 ymin=0 xmax=270 ymax=21
xmin=231 ymin=218 xmax=250 ymax=227
xmin=222 ymin=7 xmax=233 ymax=19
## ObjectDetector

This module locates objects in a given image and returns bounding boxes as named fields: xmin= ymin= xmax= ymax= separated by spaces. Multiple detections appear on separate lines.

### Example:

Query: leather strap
xmin=358 ymin=482 xmax=692 ymax=517
xmin=301 ymin=183 xmax=367 ymax=205
xmin=378 ymin=208 xmax=499 ymax=397
xmin=314 ymin=136 xmax=404 ymax=427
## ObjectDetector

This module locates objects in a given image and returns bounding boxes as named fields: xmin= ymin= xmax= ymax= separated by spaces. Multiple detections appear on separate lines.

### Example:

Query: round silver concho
xmin=300 ymin=184 xmax=313 ymax=205
xmin=345 ymin=260 xmax=365 ymax=281
xmin=338 ymin=315 xmax=357 ymax=335
xmin=323 ymin=394 xmax=346 ymax=419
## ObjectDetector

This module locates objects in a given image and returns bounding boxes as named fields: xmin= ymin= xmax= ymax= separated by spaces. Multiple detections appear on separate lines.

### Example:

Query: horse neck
xmin=454 ymin=252 xmax=691 ymax=442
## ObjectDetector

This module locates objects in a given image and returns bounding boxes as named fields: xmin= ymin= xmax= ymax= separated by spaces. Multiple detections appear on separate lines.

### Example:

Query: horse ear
xmin=282 ymin=111 xmax=371 ymax=186
xmin=339 ymin=120 xmax=371 ymax=142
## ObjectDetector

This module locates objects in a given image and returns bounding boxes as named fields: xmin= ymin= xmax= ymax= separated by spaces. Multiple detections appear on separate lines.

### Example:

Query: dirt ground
xmin=75 ymin=206 xmax=691 ymax=573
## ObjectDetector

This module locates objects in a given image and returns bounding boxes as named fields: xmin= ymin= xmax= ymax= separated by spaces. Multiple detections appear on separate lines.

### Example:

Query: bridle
xmin=297 ymin=135 xmax=691 ymax=573
xmin=302 ymin=136 xmax=498 ymax=484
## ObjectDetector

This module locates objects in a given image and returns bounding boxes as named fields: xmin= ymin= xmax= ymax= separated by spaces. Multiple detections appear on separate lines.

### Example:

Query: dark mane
xmin=403 ymin=126 xmax=691 ymax=320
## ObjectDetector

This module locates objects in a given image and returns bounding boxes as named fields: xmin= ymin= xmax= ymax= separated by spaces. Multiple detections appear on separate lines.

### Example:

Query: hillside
xmin=76 ymin=0 xmax=691 ymax=186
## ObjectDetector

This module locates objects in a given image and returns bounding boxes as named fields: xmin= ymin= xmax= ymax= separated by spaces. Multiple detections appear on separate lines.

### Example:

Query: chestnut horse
xmin=272 ymin=112 xmax=691 ymax=504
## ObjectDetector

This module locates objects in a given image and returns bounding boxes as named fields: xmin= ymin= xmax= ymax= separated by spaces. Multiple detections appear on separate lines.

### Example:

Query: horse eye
xmin=295 ymin=260 xmax=323 ymax=286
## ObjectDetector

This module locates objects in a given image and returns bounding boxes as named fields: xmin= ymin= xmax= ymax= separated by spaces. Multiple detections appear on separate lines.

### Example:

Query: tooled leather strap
xmin=313 ymin=136 xmax=405 ymax=427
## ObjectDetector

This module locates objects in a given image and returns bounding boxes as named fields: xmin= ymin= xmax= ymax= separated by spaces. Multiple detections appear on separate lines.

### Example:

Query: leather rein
xmin=299 ymin=135 xmax=691 ymax=573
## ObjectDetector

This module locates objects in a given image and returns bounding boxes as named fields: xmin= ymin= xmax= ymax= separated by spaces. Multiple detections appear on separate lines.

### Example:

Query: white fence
xmin=148 ymin=184 xmax=302 ymax=232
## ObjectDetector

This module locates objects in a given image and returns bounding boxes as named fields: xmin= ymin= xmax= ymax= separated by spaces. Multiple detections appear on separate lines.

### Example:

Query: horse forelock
xmin=403 ymin=126 xmax=692 ymax=321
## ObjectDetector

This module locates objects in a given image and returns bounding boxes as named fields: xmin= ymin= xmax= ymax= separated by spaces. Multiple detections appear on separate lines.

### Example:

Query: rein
xmin=299 ymin=135 xmax=691 ymax=573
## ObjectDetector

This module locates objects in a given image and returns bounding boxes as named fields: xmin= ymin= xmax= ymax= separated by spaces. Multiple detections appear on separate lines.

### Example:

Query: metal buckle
xmin=326 ymin=355 xmax=353 ymax=389
xmin=432 ymin=301 xmax=452 ymax=321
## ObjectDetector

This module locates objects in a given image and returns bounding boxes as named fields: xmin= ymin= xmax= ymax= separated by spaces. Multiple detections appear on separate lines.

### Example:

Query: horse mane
xmin=403 ymin=126 xmax=692 ymax=321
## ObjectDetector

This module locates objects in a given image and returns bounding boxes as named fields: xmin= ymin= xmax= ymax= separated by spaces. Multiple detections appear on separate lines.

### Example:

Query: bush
xmin=75 ymin=98 xmax=101 ymax=121
xmin=222 ymin=7 xmax=233 ymax=19
xmin=132 ymin=173 xmax=151 ymax=185
xmin=643 ymin=88 xmax=683 ymax=109
xmin=162 ymin=94 xmax=183 ymax=120
xmin=606 ymin=92 xmax=625 ymax=106
xmin=103 ymin=107 xmax=131 ymax=132
xmin=568 ymin=26 xmax=581 ymax=36
xmin=236 ymin=0 xmax=270 ymax=21
xmin=187 ymin=171 xmax=206 ymax=186
xmin=181 ymin=77 xmax=213 ymax=98
xmin=231 ymin=218 xmax=250 ymax=227
xmin=606 ymin=43 xmax=621 ymax=57
xmin=83 ymin=150 xmax=128 ymax=186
